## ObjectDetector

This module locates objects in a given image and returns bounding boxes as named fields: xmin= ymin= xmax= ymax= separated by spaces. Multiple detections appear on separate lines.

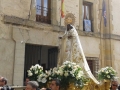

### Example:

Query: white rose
xmin=77 ymin=71 xmax=84 ymax=78
xmin=106 ymin=71 xmax=109 ymax=74
xmin=102 ymin=70 xmax=104 ymax=72
xmin=68 ymin=65 xmax=71 ymax=67
xmin=38 ymin=74 xmax=42 ymax=79
xmin=38 ymin=65 xmax=42 ymax=69
xmin=109 ymin=70 xmax=111 ymax=72
xmin=53 ymin=67 xmax=57 ymax=73
xmin=70 ymin=71 xmax=74 ymax=75
xmin=48 ymin=71 xmax=51 ymax=76
xmin=27 ymin=70 xmax=31 ymax=73
xmin=73 ymin=66 xmax=77 ymax=69
xmin=41 ymin=78 xmax=47 ymax=83
xmin=44 ymin=74 xmax=48 ymax=78
xmin=27 ymin=70 xmax=33 ymax=76
xmin=64 ymin=72 xmax=68 ymax=77
xmin=107 ymin=75 xmax=110 ymax=78
xmin=45 ymin=70 xmax=48 ymax=73
xmin=59 ymin=67 xmax=63 ymax=71
xmin=41 ymin=67 xmax=43 ymax=70
xmin=28 ymin=72 xmax=33 ymax=76
xmin=34 ymin=66 xmax=37 ymax=70
xmin=60 ymin=71 xmax=63 ymax=76
xmin=49 ymin=77 xmax=52 ymax=80
xmin=35 ymin=70 xmax=38 ymax=74
xmin=30 ymin=66 xmax=34 ymax=70
xmin=37 ymin=78 xmax=41 ymax=82
xmin=76 ymin=76 xmax=79 ymax=80
xmin=35 ymin=64 xmax=39 ymax=67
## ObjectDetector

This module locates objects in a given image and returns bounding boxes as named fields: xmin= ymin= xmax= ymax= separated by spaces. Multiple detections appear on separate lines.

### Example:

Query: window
xmin=36 ymin=0 xmax=51 ymax=24
xmin=83 ymin=2 xmax=93 ymax=32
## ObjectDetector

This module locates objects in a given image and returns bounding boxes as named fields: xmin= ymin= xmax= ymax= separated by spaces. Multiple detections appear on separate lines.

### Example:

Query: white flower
xmin=106 ymin=71 xmax=109 ymax=74
xmin=35 ymin=64 xmax=39 ymax=67
xmin=27 ymin=70 xmax=33 ymax=76
xmin=107 ymin=75 xmax=110 ymax=78
xmin=70 ymin=71 xmax=74 ymax=75
xmin=101 ymin=70 xmax=104 ymax=72
xmin=54 ymin=71 xmax=58 ymax=75
xmin=45 ymin=70 xmax=48 ymax=73
xmin=59 ymin=71 xmax=63 ymax=76
xmin=34 ymin=64 xmax=39 ymax=69
xmin=76 ymin=71 xmax=84 ymax=79
xmin=41 ymin=67 xmax=43 ymax=70
xmin=35 ymin=70 xmax=38 ymax=74
xmin=68 ymin=64 xmax=71 ymax=67
xmin=30 ymin=66 xmax=34 ymax=70
xmin=47 ymin=71 xmax=51 ymax=76
xmin=98 ymin=66 xmax=117 ymax=80
xmin=109 ymin=70 xmax=111 ymax=72
xmin=28 ymin=72 xmax=33 ymax=76
xmin=64 ymin=72 xmax=68 ymax=77
xmin=53 ymin=67 xmax=57 ymax=72
xmin=37 ymin=78 xmax=41 ymax=82
xmin=41 ymin=78 xmax=47 ymax=83
xmin=38 ymin=65 xmax=42 ymax=69
xmin=27 ymin=70 xmax=31 ymax=73
xmin=49 ymin=77 xmax=52 ymax=80
xmin=44 ymin=74 xmax=48 ymax=78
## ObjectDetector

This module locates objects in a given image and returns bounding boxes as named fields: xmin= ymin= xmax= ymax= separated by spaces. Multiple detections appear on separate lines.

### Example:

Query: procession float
xmin=27 ymin=24 xmax=117 ymax=90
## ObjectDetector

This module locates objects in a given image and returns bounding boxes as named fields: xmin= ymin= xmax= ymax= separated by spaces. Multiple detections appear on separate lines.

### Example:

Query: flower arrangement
xmin=98 ymin=67 xmax=117 ymax=81
xmin=27 ymin=64 xmax=49 ymax=88
xmin=47 ymin=61 xmax=88 ymax=88
xmin=27 ymin=64 xmax=43 ymax=81
xmin=27 ymin=61 xmax=88 ymax=88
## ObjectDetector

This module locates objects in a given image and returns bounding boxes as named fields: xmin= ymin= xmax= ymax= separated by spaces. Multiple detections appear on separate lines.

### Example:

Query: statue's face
xmin=66 ymin=17 xmax=73 ymax=24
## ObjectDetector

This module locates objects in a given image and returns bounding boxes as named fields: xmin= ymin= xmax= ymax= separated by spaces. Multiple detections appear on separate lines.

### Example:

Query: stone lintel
xmin=3 ymin=15 xmax=63 ymax=32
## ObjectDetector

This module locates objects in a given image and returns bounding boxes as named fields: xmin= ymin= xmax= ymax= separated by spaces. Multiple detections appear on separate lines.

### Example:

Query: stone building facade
xmin=0 ymin=0 xmax=119 ymax=85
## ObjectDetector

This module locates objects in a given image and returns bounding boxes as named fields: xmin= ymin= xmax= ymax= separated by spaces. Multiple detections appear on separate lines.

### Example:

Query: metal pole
xmin=99 ymin=0 xmax=103 ymax=68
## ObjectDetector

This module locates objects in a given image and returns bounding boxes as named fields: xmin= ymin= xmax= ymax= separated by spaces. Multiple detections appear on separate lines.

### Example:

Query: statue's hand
xmin=67 ymin=24 xmax=73 ymax=31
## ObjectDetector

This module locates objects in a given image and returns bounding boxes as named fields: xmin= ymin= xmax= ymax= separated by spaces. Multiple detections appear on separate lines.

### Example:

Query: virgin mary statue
xmin=57 ymin=24 xmax=99 ymax=84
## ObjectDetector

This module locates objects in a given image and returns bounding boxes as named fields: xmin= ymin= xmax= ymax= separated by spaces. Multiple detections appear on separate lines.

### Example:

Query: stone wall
xmin=0 ymin=0 xmax=31 ymax=19
xmin=0 ymin=39 xmax=15 ymax=85
xmin=111 ymin=0 xmax=120 ymax=82
xmin=0 ymin=15 xmax=15 ymax=84
xmin=112 ymin=40 xmax=120 ymax=80
xmin=111 ymin=0 xmax=120 ymax=35
xmin=80 ymin=36 xmax=100 ymax=57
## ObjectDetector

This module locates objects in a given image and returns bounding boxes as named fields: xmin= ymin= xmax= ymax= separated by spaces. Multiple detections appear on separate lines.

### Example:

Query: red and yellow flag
xmin=61 ymin=0 xmax=65 ymax=18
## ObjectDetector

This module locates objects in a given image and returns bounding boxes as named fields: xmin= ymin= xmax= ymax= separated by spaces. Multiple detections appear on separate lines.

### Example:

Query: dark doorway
xmin=48 ymin=47 xmax=58 ymax=68
xmin=24 ymin=44 xmax=58 ymax=83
